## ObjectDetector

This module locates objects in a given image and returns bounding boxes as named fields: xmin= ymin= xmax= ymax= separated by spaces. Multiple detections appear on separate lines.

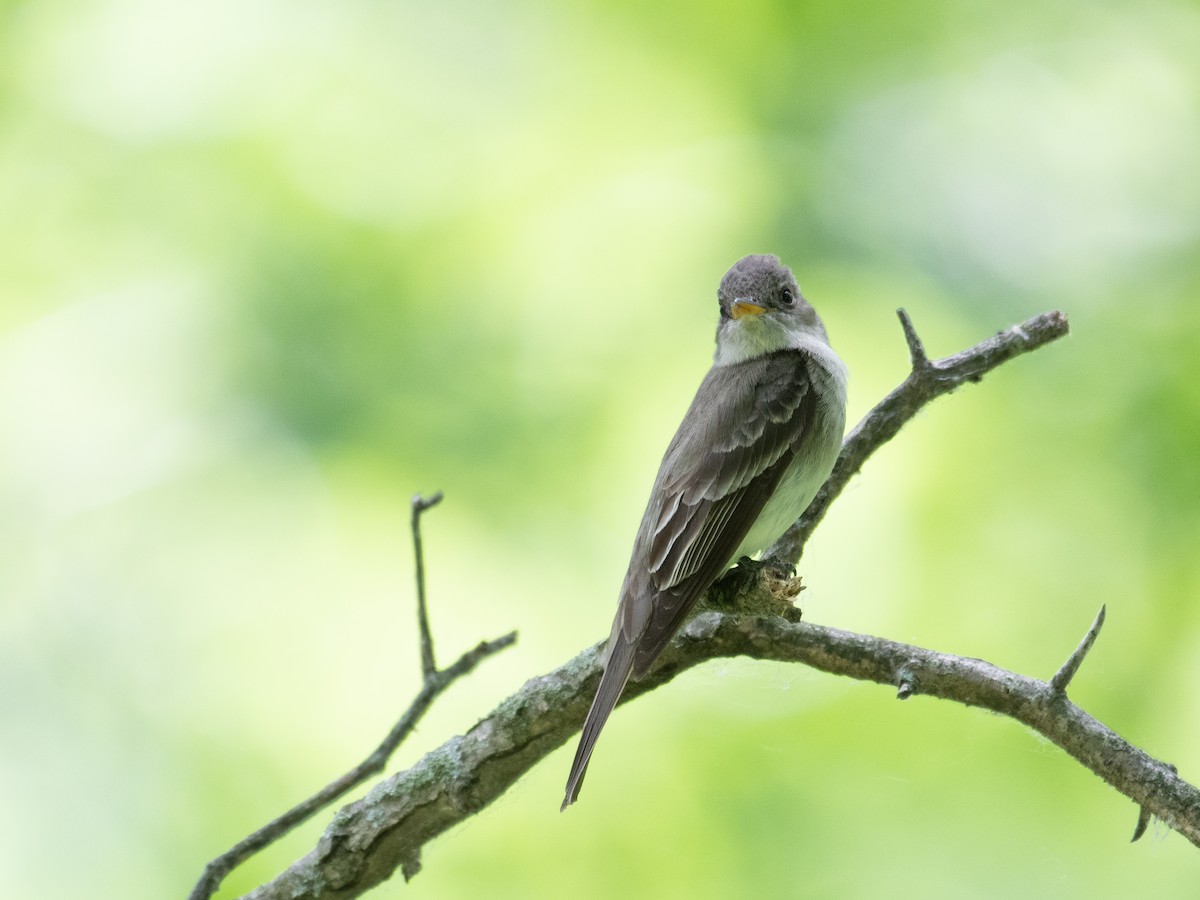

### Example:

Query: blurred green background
xmin=3 ymin=0 xmax=1199 ymax=897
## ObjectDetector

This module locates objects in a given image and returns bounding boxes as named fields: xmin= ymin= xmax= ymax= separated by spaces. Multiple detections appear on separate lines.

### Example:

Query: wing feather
xmin=648 ymin=352 xmax=812 ymax=589
xmin=624 ymin=350 xmax=820 ymax=675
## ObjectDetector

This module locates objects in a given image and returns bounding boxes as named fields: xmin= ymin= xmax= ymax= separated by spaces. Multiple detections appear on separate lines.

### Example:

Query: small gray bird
xmin=561 ymin=254 xmax=848 ymax=809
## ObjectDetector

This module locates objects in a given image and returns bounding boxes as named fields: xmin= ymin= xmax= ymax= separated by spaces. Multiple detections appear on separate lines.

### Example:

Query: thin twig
xmin=1132 ymin=806 xmax=1153 ymax=842
xmin=412 ymin=491 xmax=444 ymax=677
xmin=190 ymin=493 xmax=516 ymax=900
xmin=898 ymin=308 xmax=928 ymax=369
xmin=1132 ymin=761 xmax=1179 ymax=843
xmin=1050 ymin=605 xmax=1107 ymax=694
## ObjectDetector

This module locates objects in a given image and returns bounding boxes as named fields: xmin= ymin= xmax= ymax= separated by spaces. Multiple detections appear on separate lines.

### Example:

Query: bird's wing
xmin=624 ymin=349 xmax=818 ymax=676
xmin=562 ymin=349 xmax=817 ymax=808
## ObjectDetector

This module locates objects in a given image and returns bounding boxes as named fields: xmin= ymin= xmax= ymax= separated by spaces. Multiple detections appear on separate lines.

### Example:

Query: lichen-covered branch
xmin=243 ymin=607 xmax=1200 ymax=900
xmin=232 ymin=307 xmax=1200 ymax=900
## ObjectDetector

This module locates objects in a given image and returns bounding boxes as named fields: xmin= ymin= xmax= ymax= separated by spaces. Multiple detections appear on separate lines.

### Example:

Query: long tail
xmin=561 ymin=636 xmax=638 ymax=810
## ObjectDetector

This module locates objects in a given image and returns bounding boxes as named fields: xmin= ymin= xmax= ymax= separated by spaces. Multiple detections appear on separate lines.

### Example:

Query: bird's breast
xmin=734 ymin=369 xmax=845 ymax=559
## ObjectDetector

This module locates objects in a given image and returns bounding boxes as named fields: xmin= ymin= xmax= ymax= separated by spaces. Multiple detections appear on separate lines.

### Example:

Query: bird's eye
xmin=780 ymin=288 xmax=794 ymax=305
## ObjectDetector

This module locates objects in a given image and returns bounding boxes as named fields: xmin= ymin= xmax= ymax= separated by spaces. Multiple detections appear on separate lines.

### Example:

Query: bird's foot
xmin=708 ymin=556 xmax=804 ymax=622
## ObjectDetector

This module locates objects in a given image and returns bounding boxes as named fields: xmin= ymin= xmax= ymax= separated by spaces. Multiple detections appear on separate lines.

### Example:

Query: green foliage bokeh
xmin=2 ymin=0 xmax=1199 ymax=897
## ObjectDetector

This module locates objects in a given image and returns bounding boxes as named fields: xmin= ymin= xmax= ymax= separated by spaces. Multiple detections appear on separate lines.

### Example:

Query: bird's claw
xmin=708 ymin=556 xmax=804 ymax=620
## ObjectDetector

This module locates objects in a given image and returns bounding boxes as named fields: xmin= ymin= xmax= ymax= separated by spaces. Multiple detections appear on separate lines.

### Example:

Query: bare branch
xmin=190 ymin=495 xmax=515 ymax=900
xmin=243 ymin=308 xmax=1200 ymax=900
xmin=412 ymin=491 xmax=444 ymax=678
xmin=1050 ymin=605 xmax=1106 ymax=694
xmin=242 ymin=610 xmax=1200 ymax=900
xmin=228 ymin=307 xmax=1197 ymax=899
xmin=898 ymin=308 xmax=929 ymax=369
xmin=766 ymin=309 xmax=1071 ymax=565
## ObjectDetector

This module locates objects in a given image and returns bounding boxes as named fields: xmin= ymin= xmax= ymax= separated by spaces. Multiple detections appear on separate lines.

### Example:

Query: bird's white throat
xmin=715 ymin=315 xmax=848 ymax=414
xmin=716 ymin=315 xmax=838 ymax=367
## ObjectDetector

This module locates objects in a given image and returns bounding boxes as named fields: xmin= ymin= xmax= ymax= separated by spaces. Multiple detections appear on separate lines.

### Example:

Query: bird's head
xmin=714 ymin=255 xmax=828 ymax=365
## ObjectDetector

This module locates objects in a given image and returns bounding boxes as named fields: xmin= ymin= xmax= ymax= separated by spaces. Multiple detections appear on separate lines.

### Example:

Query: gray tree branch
xmin=235 ymin=307 xmax=1197 ymax=900
xmin=767 ymin=309 xmax=1070 ymax=565
xmin=190 ymin=494 xmax=515 ymax=900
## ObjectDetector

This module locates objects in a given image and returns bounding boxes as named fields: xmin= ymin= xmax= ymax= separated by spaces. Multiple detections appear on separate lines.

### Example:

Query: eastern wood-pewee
xmin=562 ymin=254 xmax=848 ymax=809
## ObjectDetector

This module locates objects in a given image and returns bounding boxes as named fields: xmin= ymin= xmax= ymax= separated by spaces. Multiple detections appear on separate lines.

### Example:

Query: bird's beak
xmin=730 ymin=299 xmax=767 ymax=320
